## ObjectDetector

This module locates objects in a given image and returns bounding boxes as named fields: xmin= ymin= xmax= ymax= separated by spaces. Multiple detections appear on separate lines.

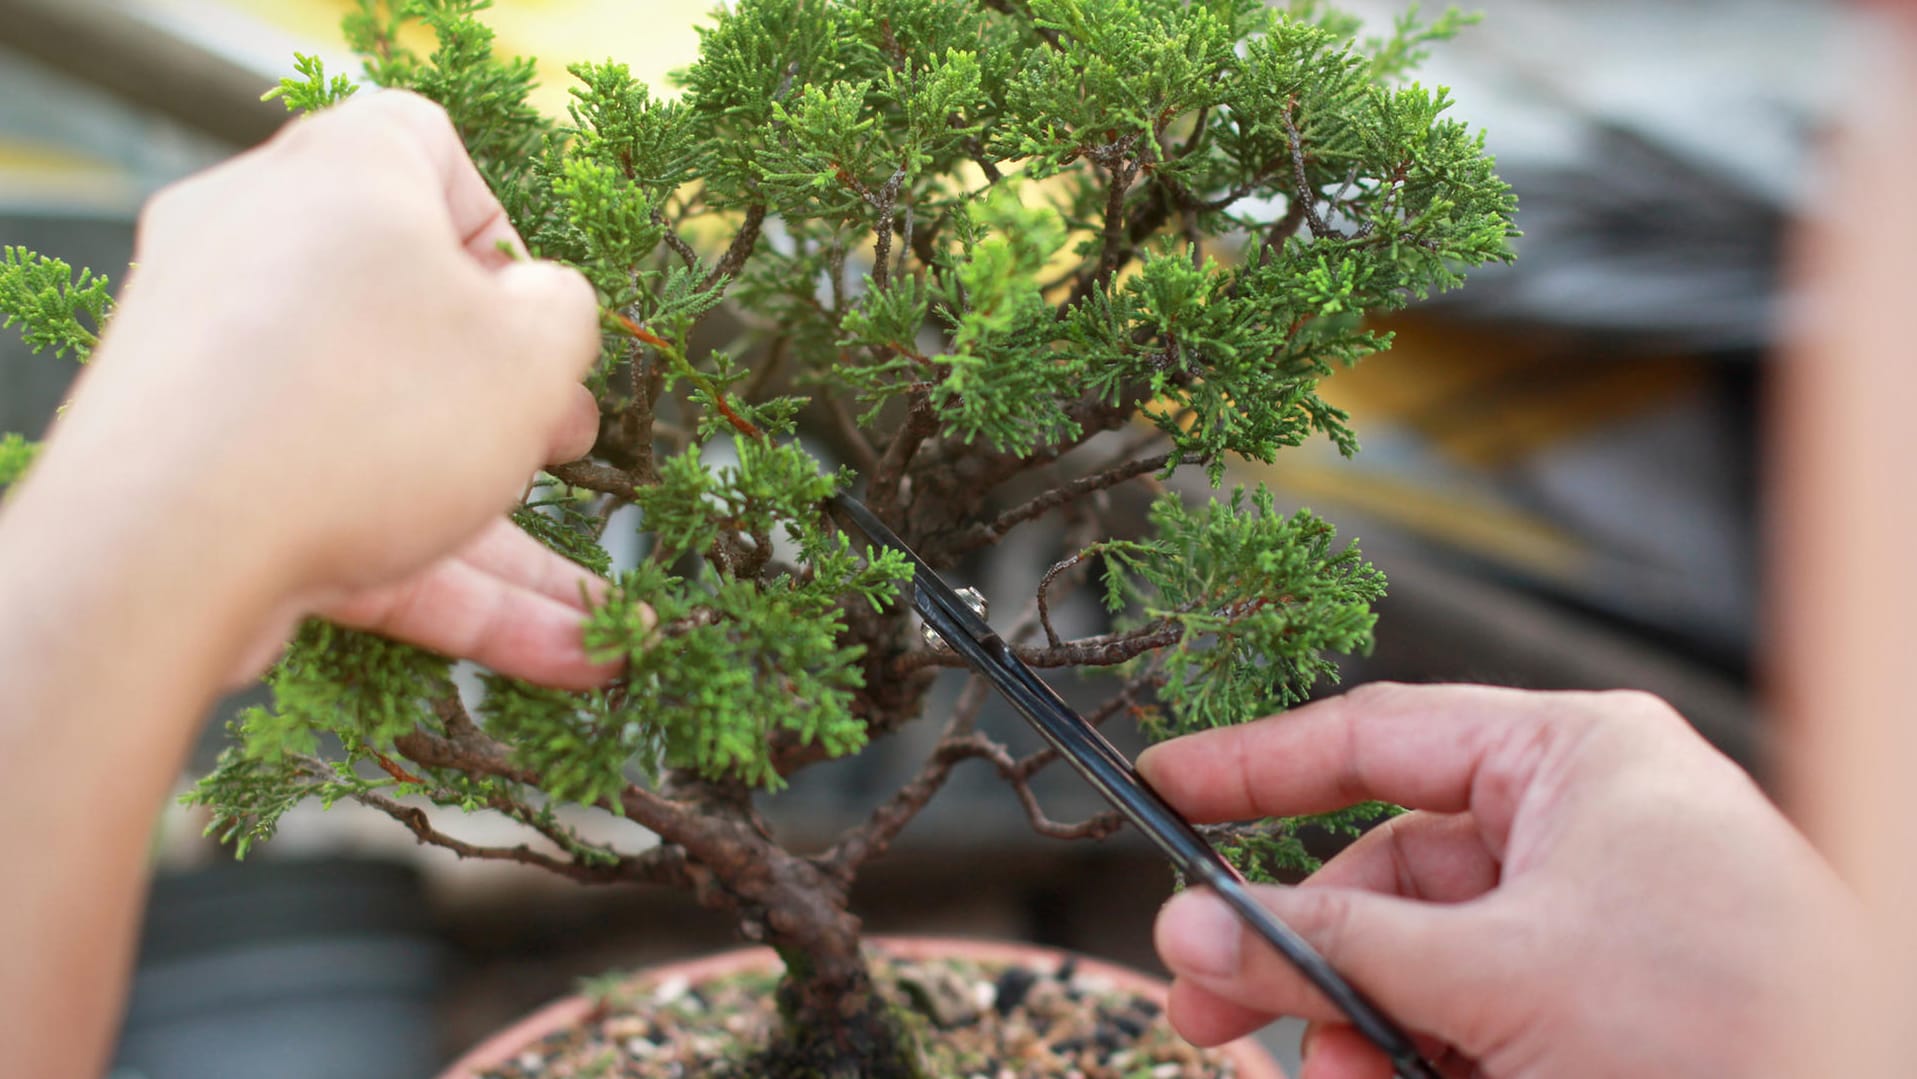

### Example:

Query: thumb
xmin=491 ymin=259 xmax=602 ymax=385
xmin=1156 ymin=884 xmax=1507 ymax=1056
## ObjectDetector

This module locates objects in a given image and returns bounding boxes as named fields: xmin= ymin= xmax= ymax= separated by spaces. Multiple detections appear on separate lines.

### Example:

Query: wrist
xmin=0 ymin=424 xmax=291 ymax=656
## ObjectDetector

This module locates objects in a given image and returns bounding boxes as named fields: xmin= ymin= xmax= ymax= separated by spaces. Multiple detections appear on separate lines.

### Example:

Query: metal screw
xmin=920 ymin=586 xmax=988 ymax=650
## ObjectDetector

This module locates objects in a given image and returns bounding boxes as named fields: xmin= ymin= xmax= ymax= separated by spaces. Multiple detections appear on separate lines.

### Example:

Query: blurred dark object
xmin=0 ymin=0 xmax=281 ymax=147
xmin=114 ymin=859 xmax=443 ymax=1079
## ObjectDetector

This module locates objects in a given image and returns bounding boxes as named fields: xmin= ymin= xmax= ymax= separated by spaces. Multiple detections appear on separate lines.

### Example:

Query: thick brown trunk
xmin=760 ymin=856 xmax=922 ymax=1078
xmin=699 ymin=831 xmax=922 ymax=1078
xmin=767 ymin=916 xmax=922 ymax=1079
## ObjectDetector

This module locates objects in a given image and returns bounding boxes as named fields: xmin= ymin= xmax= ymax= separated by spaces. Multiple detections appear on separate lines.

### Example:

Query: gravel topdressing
xmin=478 ymin=946 xmax=1242 ymax=1078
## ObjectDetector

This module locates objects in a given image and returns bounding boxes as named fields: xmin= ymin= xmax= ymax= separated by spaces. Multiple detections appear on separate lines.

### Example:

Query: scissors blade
xmin=829 ymin=493 xmax=1440 ymax=1079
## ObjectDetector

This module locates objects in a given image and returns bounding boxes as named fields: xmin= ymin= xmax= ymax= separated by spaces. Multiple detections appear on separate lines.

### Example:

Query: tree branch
xmin=348 ymin=784 xmax=640 ymax=884
xmin=1281 ymin=101 xmax=1339 ymax=241
xmin=940 ymin=451 xmax=1195 ymax=557
xmin=868 ymin=388 xmax=936 ymax=520
xmin=893 ymin=619 xmax=1184 ymax=674
xmin=288 ymin=752 xmax=690 ymax=889
xmin=821 ymin=386 xmax=881 ymax=475
xmin=823 ymin=677 xmax=991 ymax=876
xmin=547 ymin=460 xmax=642 ymax=499
xmin=653 ymin=209 xmax=700 ymax=272
xmin=702 ymin=203 xmax=768 ymax=291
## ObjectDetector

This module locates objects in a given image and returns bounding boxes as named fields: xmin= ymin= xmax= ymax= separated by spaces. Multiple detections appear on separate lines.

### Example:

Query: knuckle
xmin=1295 ymin=888 xmax=1358 ymax=966
xmin=361 ymin=88 xmax=454 ymax=130
xmin=1341 ymin=681 xmax=1414 ymax=711
xmin=137 ymin=180 xmax=190 ymax=235
xmin=1590 ymin=688 xmax=1686 ymax=735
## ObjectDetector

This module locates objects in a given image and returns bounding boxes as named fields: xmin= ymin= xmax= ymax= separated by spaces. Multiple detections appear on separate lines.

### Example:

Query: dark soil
xmin=480 ymin=947 xmax=1241 ymax=1078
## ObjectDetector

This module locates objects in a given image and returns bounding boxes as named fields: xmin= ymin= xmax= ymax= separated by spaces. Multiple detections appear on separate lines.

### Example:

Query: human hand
xmin=41 ymin=91 xmax=612 ymax=686
xmin=1141 ymin=684 xmax=1854 ymax=1078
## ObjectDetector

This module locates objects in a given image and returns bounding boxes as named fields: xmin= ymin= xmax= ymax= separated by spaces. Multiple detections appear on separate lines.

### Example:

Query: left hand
xmin=231 ymin=516 xmax=618 ymax=690
xmin=51 ymin=91 xmax=619 ymax=688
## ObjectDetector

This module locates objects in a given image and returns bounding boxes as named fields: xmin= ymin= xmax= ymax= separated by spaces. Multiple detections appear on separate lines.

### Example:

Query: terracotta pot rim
xmin=438 ymin=935 xmax=1284 ymax=1079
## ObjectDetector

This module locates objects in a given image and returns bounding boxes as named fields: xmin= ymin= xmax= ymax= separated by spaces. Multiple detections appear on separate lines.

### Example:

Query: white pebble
xmin=651 ymin=975 xmax=690 ymax=1005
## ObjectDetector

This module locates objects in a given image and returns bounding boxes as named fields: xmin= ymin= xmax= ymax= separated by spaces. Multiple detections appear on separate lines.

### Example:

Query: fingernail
xmin=1134 ymin=745 xmax=1163 ymax=782
xmin=1160 ymin=890 xmax=1242 ymax=980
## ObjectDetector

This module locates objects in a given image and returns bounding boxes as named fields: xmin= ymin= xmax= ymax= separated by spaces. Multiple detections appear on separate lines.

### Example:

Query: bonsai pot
xmin=439 ymin=936 xmax=1284 ymax=1078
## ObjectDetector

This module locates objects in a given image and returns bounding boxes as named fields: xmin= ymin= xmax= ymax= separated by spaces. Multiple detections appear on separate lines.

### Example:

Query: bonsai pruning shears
xmin=830 ymin=492 xmax=1443 ymax=1079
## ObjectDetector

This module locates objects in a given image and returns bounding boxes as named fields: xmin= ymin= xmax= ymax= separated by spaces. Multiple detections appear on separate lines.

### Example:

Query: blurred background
xmin=0 ymin=0 xmax=1864 ymax=1075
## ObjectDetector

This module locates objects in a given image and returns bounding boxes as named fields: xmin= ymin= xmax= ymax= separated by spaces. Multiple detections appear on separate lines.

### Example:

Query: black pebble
xmin=1111 ymin=1012 xmax=1147 ymax=1039
xmin=1132 ymin=998 xmax=1162 ymax=1018
xmin=1093 ymin=1024 xmax=1123 ymax=1053
xmin=994 ymin=966 xmax=1037 ymax=1016
xmin=1052 ymin=1038 xmax=1087 ymax=1056
xmin=1054 ymin=957 xmax=1078 ymax=983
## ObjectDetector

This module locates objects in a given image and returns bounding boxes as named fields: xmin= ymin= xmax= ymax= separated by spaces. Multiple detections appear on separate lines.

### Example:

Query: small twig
xmin=1009 ymin=687 xmax=1142 ymax=781
xmin=868 ymin=388 xmax=936 ymax=519
xmin=822 ymin=386 xmax=882 ymax=474
xmin=742 ymin=335 xmax=789 ymax=403
xmin=1036 ymin=550 xmax=1093 ymax=648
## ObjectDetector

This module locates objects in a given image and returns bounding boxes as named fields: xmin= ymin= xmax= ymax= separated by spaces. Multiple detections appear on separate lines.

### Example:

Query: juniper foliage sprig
xmin=263 ymin=53 xmax=359 ymax=112
xmin=1099 ymin=488 xmax=1388 ymax=737
xmin=0 ymin=247 xmax=111 ymax=362
xmin=0 ymin=434 xmax=36 ymax=490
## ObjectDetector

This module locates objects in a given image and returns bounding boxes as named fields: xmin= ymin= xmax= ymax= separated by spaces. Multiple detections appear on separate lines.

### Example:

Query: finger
xmin=1154 ymin=882 xmax=1506 ymax=1053
xmin=352 ymin=90 xmax=526 ymax=267
xmin=321 ymin=558 xmax=622 ymax=690
xmin=224 ymin=601 xmax=303 ymax=689
xmin=493 ymin=258 xmax=603 ymax=387
xmin=1165 ymin=976 xmax=1276 ymax=1047
xmin=456 ymin=518 xmax=608 ymax=611
xmin=549 ymin=384 xmax=601 ymax=465
xmin=1303 ymin=1026 xmax=1473 ymax=1079
xmin=1306 ymin=811 xmax=1501 ymax=904
xmin=1136 ymin=683 xmax=1602 ymax=835
xmin=1299 ymin=1024 xmax=1394 ymax=1079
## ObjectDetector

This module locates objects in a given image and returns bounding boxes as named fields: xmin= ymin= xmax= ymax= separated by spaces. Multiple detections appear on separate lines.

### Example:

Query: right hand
xmin=1140 ymin=684 xmax=1856 ymax=1078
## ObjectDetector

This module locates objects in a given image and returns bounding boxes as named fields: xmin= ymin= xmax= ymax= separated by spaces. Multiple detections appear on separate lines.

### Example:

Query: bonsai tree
xmin=0 ymin=0 xmax=1514 ymax=1073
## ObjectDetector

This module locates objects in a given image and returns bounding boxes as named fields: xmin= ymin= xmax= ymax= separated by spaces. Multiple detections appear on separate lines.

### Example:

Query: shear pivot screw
xmin=921 ymin=587 xmax=988 ymax=650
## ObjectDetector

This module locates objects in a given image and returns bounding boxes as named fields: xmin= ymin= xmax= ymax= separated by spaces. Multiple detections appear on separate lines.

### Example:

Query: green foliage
xmin=931 ymin=187 xmax=1081 ymax=451
xmin=1103 ymin=489 xmax=1388 ymax=737
xmin=512 ymin=480 xmax=613 ymax=576
xmin=1208 ymin=801 xmax=1403 ymax=881
xmin=0 ymin=247 xmax=111 ymax=362
xmin=0 ymin=434 xmax=37 ymax=489
xmin=577 ymin=547 xmax=908 ymax=790
xmin=345 ymin=0 xmax=557 ymax=224
xmin=563 ymin=439 xmax=913 ymax=790
xmin=184 ymin=731 xmax=338 ymax=857
xmin=226 ymin=620 xmax=454 ymax=760
xmin=173 ymin=0 xmax=1512 ymax=928
xmin=263 ymin=53 xmax=359 ymax=112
